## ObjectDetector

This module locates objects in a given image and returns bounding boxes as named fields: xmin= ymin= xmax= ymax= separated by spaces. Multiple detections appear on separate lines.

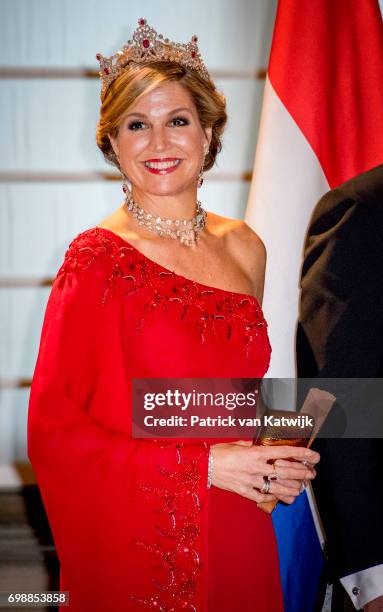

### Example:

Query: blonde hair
xmin=96 ymin=61 xmax=227 ymax=173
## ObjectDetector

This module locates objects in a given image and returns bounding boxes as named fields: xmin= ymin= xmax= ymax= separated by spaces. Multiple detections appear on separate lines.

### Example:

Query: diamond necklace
xmin=123 ymin=188 xmax=207 ymax=246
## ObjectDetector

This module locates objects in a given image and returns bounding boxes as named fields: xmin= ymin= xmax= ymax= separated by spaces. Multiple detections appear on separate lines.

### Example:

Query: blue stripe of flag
xmin=273 ymin=491 xmax=325 ymax=612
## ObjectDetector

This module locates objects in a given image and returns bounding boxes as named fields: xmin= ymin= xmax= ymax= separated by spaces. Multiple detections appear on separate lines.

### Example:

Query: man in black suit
xmin=297 ymin=164 xmax=383 ymax=612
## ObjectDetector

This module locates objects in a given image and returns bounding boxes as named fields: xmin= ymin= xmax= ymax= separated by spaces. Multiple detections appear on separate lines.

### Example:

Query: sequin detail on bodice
xmin=56 ymin=227 xmax=270 ymax=362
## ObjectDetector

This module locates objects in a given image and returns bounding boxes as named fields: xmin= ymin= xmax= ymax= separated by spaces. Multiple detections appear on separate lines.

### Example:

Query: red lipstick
xmin=143 ymin=158 xmax=182 ymax=175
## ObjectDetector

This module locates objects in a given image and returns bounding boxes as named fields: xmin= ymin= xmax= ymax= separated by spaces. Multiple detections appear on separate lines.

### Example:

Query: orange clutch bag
xmin=253 ymin=388 xmax=335 ymax=513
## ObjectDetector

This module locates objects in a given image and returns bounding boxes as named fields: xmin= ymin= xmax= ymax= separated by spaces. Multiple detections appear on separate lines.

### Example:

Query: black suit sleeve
xmin=297 ymin=176 xmax=383 ymax=580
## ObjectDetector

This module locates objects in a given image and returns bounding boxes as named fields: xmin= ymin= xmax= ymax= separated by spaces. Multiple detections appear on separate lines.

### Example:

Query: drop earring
xmin=113 ymin=149 xmax=131 ymax=194
xmin=122 ymin=180 xmax=132 ymax=195
xmin=121 ymin=170 xmax=132 ymax=195
xmin=198 ymin=145 xmax=209 ymax=188
xmin=197 ymin=167 xmax=204 ymax=188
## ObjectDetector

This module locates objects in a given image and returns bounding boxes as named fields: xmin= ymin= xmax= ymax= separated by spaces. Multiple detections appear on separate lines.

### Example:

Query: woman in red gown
xmin=28 ymin=19 xmax=319 ymax=612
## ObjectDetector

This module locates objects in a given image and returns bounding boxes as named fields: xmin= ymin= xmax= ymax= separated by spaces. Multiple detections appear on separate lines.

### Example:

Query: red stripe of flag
xmin=268 ymin=0 xmax=383 ymax=188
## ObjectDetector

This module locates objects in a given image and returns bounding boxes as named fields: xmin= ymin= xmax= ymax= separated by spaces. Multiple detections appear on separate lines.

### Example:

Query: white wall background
xmin=0 ymin=0 xmax=278 ymax=480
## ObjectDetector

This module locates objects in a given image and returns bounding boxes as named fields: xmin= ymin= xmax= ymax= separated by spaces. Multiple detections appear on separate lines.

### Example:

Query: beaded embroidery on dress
xmin=56 ymin=227 xmax=270 ymax=362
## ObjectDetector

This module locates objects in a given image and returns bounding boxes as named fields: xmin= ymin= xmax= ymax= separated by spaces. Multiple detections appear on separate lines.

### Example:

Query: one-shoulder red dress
xmin=28 ymin=227 xmax=284 ymax=611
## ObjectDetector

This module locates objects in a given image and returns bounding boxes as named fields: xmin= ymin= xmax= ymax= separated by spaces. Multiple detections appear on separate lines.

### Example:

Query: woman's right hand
xmin=210 ymin=443 xmax=320 ymax=505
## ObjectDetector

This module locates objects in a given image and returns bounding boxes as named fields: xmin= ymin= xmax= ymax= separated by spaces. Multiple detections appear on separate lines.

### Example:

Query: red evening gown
xmin=28 ymin=227 xmax=284 ymax=612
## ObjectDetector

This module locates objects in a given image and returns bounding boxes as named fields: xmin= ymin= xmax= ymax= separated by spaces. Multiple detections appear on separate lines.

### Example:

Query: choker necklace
xmin=123 ymin=188 xmax=207 ymax=246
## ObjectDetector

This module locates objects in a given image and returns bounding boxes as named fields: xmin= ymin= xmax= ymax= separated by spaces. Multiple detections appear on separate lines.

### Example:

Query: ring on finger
xmin=269 ymin=463 xmax=279 ymax=481
xmin=261 ymin=476 xmax=271 ymax=495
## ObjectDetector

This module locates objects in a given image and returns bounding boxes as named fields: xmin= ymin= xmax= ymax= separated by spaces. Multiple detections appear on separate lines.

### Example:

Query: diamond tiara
xmin=96 ymin=18 xmax=211 ymax=98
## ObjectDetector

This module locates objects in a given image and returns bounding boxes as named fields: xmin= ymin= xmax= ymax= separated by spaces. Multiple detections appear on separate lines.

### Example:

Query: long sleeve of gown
xmin=28 ymin=236 xmax=210 ymax=612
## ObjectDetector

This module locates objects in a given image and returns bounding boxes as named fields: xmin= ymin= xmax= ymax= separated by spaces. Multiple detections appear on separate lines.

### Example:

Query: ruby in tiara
xmin=96 ymin=18 xmax=210 ymax=98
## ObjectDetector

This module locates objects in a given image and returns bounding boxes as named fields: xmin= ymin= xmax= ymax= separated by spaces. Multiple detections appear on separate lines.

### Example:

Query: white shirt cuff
xmin=340 ymin=564 xmax=383 ymax=609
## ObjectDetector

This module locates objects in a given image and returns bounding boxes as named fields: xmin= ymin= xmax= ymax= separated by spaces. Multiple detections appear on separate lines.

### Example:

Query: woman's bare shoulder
xmin=207 ymin=212 xmax=266 ymax=301
xmin=207 ymin=212 xmax=266 ymax=261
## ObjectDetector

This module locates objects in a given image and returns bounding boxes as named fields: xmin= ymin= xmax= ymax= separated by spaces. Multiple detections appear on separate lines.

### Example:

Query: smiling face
xmin=109 ymin=81 xmax=212 ymax=199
